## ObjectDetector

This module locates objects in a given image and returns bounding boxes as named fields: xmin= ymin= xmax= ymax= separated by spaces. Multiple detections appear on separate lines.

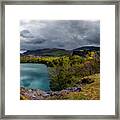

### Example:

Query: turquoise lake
xmin=20 ymin=63 xmax=50 ymax=91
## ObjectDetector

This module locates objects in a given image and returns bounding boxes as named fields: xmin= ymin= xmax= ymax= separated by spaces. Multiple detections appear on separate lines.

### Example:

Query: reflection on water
xmin=20 ymin=63 xmax=50 ymax=91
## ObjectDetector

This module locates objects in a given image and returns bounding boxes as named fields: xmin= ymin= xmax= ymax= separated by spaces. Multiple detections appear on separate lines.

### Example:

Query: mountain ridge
xmin=21 ymin=46 xmax=100 ymax=56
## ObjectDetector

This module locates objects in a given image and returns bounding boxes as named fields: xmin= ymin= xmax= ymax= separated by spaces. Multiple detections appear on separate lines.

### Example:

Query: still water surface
xmin=20 ymin=63 xmax=50 ymax=91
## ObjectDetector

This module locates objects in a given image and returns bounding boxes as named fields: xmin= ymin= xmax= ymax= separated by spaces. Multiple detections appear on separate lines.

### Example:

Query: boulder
xmin=64 ymin=87 xmax=81 ymax=92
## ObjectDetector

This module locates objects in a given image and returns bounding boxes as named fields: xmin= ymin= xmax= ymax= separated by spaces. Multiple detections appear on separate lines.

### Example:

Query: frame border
xmin=0 ymin=0 xmax=119 ymax=119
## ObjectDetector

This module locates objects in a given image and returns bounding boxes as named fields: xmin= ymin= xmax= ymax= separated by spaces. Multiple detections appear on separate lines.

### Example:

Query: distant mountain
xmin=73 ymin=46 xmax=100 ymax=57
xmin=73 ymin=46 xmax=100 ymax=51
xmin=22 ymin=48 xmax=72 ymax=56
xmin=21 ymin=46 xmax=100 ymax=57
xmin=20 ymin=50 xmax=27 ymax=54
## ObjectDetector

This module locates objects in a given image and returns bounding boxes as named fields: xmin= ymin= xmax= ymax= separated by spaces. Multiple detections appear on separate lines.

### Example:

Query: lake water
xmin=20 ymin=63 xmax=50 ymax=91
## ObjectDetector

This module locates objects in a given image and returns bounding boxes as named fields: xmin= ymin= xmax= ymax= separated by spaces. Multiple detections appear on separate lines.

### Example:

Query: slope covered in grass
xmin=47 ymin=74 xmax=100 ymax=100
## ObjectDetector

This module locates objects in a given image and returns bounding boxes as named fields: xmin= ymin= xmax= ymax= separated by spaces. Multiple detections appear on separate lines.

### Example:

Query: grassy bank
xmin=20 ymin=74 xmax=100 ymax=100
xmin=47 ymin=74 xmax=100 ymax=100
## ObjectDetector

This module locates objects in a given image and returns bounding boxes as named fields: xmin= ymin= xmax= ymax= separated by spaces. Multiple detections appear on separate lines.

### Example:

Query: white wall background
xmin=0 ymin=0 xmax=119 ymax=119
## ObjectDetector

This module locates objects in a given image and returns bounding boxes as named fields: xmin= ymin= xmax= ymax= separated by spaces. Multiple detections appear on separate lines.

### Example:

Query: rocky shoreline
xmin=20 ymin=87 xmax=81 ymax=100
xmin=20 ymin=77 xmax=95 ymax=100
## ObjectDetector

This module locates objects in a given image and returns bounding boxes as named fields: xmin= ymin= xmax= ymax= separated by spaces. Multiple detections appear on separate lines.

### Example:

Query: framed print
xmin=0 ymin=0 xmax=119 ymax=119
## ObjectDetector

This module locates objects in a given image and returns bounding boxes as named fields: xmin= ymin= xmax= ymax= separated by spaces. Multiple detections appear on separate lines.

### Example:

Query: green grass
xmin=47 ymin=74 xmax=100 ymax=100
xmin=68 ymin=74 xmax=100 ymax=100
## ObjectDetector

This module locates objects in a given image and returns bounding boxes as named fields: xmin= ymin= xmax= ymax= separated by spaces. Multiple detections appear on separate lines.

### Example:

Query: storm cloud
xmin=20 ymin=20 xmax=100 ymax=50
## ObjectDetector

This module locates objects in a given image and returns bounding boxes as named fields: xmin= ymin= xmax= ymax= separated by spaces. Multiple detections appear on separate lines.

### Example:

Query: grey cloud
xmin=20 ymin=30 xmax=34 ymax=38
xmin=25 ymin=38 xmax=46 ymax=44
xmin=20 ymin=20 xmax=100 ymax=50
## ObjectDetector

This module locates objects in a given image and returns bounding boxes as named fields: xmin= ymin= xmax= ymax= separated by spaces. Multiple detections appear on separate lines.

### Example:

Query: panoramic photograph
xmin=20 ymin=20 xmax=100 ymax=100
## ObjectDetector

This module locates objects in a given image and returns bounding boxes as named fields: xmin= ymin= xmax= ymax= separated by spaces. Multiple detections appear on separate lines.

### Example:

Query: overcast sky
xmin=20 ymin=20 xmax=100 ymax=50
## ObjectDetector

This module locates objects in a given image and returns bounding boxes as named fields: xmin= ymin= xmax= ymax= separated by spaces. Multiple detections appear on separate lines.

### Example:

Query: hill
xmin=22 ymin=48 xmax=72 ymax=56
xmin=73 ymin=46 xmax=100 ymax=51
xmin=21 ymin=46 xmax=100 ymax=57
xmin=72 ymin=46 xmax=100 ymax=56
